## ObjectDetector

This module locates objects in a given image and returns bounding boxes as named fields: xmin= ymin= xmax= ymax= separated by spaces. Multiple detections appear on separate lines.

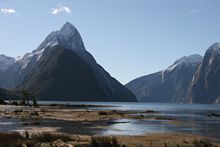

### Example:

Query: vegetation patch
xmin=90 ymin=136 xmax=120 ymax=147
xmin=0 ymin=132 xmax=26 ymax=147
xmin=30 ymin=132 xmax=73 ymax=142
xmin=193 ymin=138 xmax=216 ymax=147
xmin=99 ymin=111 xmax=108 ymax=115
xmin=0 ymin=132 xmax=73 ymax=147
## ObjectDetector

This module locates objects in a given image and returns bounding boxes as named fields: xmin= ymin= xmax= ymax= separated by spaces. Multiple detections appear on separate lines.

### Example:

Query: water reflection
xmin=100 ymin=110 xmax=220 ymax=142
xmin=1 ymin=102 xmax=220 ymax=142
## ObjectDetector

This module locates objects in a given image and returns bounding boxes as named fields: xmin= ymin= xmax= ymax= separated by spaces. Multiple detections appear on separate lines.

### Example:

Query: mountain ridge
xmin=126 ymin=54 xmax=203 ymax=103
xmin=0 ymin=22 xmax=137 ymax=102
xmin=126 ymin=42 xmax=220 ymax=103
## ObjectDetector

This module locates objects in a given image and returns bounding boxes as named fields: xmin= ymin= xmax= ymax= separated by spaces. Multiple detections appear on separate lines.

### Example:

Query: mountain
xmin=126 ymin=54 xmax=202 ymax=103
xmin=189 ymin=43 xmax=220 ymax=103
xmin=0 ymin=55 xmax=16 ymax=88
xmin=1 ymin=22 xmax=136 ymax=102
xmin=0 ymin=55 xmax=15 ymax=71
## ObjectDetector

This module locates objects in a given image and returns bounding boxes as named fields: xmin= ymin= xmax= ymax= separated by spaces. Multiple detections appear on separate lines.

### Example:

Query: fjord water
xmin=39 ymin=101 xmax=220 ymax=111
xmin=39 ymin=102 xmax=220 ymax=140
xmin=41 ymin=102 xmax=220 ymax=141
xmin=1 ymin=102 xmax=220 ymax=142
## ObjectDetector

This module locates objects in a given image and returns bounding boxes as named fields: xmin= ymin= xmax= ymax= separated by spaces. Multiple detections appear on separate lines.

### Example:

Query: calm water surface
xmin=1 ymin=102 xmax=220 ymax=142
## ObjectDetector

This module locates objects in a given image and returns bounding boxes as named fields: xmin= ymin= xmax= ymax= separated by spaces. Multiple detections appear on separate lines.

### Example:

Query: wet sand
xmin=0 ymin=104 xmax=166 ymax=121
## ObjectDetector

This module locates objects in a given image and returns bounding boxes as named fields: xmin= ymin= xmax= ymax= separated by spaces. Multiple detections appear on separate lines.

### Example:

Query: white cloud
xmin=200 ymin=0 xmax=205 ymax=4
xmin=50 ymin=6 xmax=71 ymax=15
xmin=190 ymin=9 xmax=199 ymax=14
xmin=1 ymin=8 xmax=16 ymax=15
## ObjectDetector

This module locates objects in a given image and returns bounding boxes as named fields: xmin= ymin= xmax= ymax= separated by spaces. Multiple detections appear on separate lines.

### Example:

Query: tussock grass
xmin=193 ymin=138 xmax=216 ymax=147
xmin=31 ymin=132 xmax=73 ymax=142
xmin=0 ymin=132 xmax=25 ymax=147
xmin=0 ymin=132 xmax=73 ymax=147
xmin=90 ymin=136 xmax=120 ymax=147
xmin=0 ymin=132 xmax=218 ymax=147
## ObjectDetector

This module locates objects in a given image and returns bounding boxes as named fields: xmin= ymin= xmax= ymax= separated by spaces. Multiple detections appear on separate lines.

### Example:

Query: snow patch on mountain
xmin=160 ymin=70 xmax=165 ymax=82
xmin=17 ymin=53 xmax=33 ymax=70
xmin=17 ymin=47 xmax=45 ymax=70
xmin=206 ymin=42 xmax=220 ymax=54
xmin=37 ymin=22 xmax=85 ymax=52
xmin=35 ymin=48 xmax=45 ymax=61
xmin=166 ymin=62 xmax=179 ymax=72
xmin=166 ymin=54 xmax=202 ymax=72
xmin=45 ymin=41 xmax=58 ymax=48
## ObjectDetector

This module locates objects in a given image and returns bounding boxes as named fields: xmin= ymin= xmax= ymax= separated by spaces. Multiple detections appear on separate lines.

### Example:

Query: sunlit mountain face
xmin=127 ymin=43 xmax=220 ymax=104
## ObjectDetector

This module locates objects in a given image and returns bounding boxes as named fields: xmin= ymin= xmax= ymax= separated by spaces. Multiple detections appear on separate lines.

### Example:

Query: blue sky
xmin=0 ymin=0 xmax=220 ymax=84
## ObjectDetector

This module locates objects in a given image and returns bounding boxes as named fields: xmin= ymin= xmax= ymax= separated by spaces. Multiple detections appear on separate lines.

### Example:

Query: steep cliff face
xmin=17 ymin=48 xmax=107 ymax=101
xmin=190 ymin=43 xmax=220 ymax=103
xmin=0 ymin=55 xmax=15 ymax=88
xmin=126 ymin=55 xmax=202 ymax=103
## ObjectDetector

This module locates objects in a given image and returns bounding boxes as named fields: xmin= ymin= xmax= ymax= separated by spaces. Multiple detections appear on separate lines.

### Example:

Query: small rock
xmin=52 ymin=139 xmax=65 ymax=147
xmin=38 ymin=143 xmax=51 ymax=147
xmin=207 ymin=113 xmax=220 ymax=117
xmin=21 ymin=144 xmax=27 ymax=147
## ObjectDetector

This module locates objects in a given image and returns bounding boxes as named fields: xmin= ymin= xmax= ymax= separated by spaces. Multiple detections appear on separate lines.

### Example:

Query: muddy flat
xmin=0 ymin=103 xmax=220 ymax=146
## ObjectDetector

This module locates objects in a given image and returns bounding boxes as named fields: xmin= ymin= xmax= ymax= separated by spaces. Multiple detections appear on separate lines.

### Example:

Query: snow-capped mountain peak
xmin=175 ymin=54 xmax=203 ymax=64
xmin=15 ymin=22 xmax=85 ymax=71
xmin=37 ymin=22 xmax=85 ymax=51
xmin=166 ymin=54 xmax=203 ymax=72
xmin=0 ymin=22 xmax=88 ymax=89
xmin=206 ymin=42 xmax=220 ymax=54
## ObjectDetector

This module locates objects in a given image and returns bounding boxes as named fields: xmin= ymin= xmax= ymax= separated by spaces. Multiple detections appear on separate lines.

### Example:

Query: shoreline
xmin=0 ymin=104 xmax=220 ymax=146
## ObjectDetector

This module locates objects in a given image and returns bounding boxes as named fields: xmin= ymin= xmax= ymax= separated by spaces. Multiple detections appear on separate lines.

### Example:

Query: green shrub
xmin=14 ymin=109 xmax=23 ymax=113
xmin=99 ymin=111 xmax=108 ymax=115
xmin=11 ymin=101 xmax=19 ymax=106
xmin=0 ymin=99 xmax=6 ymax=105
